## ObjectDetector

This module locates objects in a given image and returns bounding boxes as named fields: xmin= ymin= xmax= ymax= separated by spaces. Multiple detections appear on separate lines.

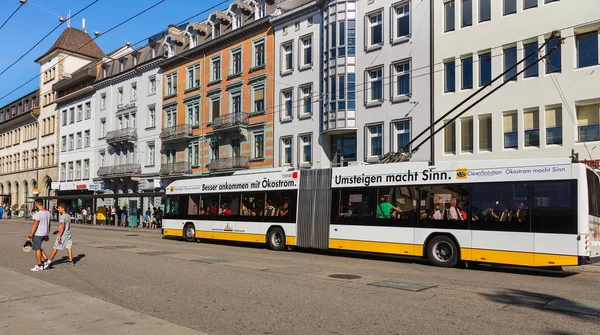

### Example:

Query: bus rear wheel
xmin=426 ymin=235 xmax=458 ymax=267
xmin=184 ymin=224 xmax=196 ymax=242
xmin=267 ymin=227 xmax=286 ymax=251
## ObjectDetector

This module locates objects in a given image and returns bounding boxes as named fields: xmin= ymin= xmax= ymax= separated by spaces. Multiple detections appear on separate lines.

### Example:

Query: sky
xmin=0 ymin=0 xmax=226 ymax=106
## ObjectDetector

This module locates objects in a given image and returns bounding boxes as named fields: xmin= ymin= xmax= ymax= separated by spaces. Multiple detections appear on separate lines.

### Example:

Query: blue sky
xmin=0 ymin=0 xmax=225 ymax=106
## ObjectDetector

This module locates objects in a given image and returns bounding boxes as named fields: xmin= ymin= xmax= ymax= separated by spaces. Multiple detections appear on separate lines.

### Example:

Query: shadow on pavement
xmin=52 ymin=253 xmax=86 ymax=266
xmin=467 ymin=263 xmax=577 ymax=278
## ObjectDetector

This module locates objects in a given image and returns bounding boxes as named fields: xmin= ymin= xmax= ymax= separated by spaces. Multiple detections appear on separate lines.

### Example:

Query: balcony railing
xmin=160 ymin=124 xmax=194 ymax=142
xmin=97 ymin=164 xmax=141 ymax=178
xmin=212 ymin=112 xmax=249 ymax=131
xmin=207 ymin=157 xmax=250 ymax=172
xmin=159 ymin=162 xmax=192 ymax=176
xmin=105 ymin=127 xmax=137 ymax=144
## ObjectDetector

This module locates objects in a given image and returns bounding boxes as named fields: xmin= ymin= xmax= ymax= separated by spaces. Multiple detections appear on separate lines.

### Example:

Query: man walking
xmin=48 ymin=203 xmax=74 ymax=267
xmin=26 ymin=199 xmax=51 ymax=272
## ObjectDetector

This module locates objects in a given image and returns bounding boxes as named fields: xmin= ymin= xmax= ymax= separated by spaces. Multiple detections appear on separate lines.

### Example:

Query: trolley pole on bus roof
xmin=380 ymin=30 xmax=562 ymax=165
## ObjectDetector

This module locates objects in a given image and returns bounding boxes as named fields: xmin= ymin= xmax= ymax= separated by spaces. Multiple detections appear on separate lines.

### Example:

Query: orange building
xmin=158 ymin=1 xmax=276 ymax=183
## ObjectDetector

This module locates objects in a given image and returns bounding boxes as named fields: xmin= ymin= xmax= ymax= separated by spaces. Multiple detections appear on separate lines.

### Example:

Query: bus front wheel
xmin=184 ymin=224 xmax=196 ymax=242
xmin=267 ymin=227 xmax=286 ymax=251
xmin=426 ymin=235 xmax=458 ymax=267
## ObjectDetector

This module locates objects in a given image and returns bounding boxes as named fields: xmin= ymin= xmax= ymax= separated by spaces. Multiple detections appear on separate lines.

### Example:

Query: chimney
xmin=82 ymin=17 xmax=86 ymax=32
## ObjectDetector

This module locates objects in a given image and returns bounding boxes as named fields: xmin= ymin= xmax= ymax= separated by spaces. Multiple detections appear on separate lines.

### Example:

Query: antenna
xmin=67 ymin=9 xmax=71 ymax=28
xmin=82 ymin=17 xmax=86 ymax=32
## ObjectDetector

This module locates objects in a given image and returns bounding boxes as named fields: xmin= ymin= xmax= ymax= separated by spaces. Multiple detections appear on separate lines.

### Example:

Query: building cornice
xmin=93 ymin=57 xmax=164 ymax=90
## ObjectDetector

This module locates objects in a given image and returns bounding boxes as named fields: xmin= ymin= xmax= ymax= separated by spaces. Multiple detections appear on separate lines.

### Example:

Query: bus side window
xmin=337 ymin=188 xmax=375 ymax=226
xmin=375 ymin=187 xmax=418 ymax=226
xmin=470 ymin=183 xmax=529 ymax=232
xmin=200 ymin=194 xmax=220 ymax=218
xmin=419 ymin=185 xmax=469 ymax=230
xmin=188 ymin=195 xmax=199 ymax=217
xmin=531 ymin=181 xmax=577 ymax=234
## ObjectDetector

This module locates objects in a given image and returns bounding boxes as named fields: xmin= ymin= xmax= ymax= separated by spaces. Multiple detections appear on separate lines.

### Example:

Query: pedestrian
xmin=111 ymin=206 xmax=117 ymax=226
xmin=0 ymin=205 xmax=4 ymax=220
xmin=48 ymin=203 xmax=74 ymax=267
xmin=26 ymin=199 xmax=51 ymax=272
xmin=7 ymin=207 xmax=12 ymax=219
xmin=121 ymin=207 xmax=127 ymax=227
xmin=52 ymin=205 xmax=58 ymax=221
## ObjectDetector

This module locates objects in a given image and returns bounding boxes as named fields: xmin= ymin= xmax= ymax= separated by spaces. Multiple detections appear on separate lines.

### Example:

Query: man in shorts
xmin=26 ymin=199 xmax=51 ymax=272
xmin=48 ymin=203 xmax=74 ymax=267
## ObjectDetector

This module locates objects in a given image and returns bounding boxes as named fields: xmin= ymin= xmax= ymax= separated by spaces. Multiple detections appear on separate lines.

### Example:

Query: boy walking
xmin=48 ymin=203 xmax=74 ymax=267
xmin=26 ymin=199 xmax=51 ymax=272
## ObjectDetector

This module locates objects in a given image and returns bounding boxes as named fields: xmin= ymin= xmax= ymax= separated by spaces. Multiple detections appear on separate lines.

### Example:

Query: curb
xmin=562 ymin=265 xmax=600 ymax=274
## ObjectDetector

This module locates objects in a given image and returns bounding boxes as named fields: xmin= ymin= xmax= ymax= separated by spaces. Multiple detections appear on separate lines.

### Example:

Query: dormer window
xmin=213 ymin=23 xmax=221 ymax=38
xmin=234 ymin=13 xmax=242 ymax=29
xmin=255 ymin=1 xmax=266 ymax=19
xmin=120 ymin=60 xmax=124 ymax=72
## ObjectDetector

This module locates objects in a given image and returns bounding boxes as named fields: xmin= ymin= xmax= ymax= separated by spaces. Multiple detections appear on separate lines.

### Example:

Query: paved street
xmin=1 ymin=220 xmax=599 ymax=335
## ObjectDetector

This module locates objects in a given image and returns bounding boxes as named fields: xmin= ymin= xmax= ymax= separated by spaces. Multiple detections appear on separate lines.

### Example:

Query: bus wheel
xmin=184 ymin=224 xmax=196 ymax=242
xmin=267 ymin=227 xmax=286 ymax=251
xmin=427 ymin=235 xmax=458 ymax=267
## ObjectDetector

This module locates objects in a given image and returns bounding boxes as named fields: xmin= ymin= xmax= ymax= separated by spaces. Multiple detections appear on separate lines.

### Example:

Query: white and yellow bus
xmin=162 ymin=158 xmax=600 ymax=268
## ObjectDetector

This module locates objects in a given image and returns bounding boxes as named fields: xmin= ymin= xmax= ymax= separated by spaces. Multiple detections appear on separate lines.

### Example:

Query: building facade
xmin=93 ymin=40 xmax=165 ymax=213
xmin=272 ymin=0 xmax=432 ymax=169
xmin=159 ymin=0 xmax=277 ymax=185
xmin=434 ymin=0 xmax=600 ymax=162
xmin=0 ymin=90 xmax=41 ymax=209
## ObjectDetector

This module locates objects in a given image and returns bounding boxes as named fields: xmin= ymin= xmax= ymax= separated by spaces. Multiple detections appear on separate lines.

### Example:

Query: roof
xmin=35 ymin=27 xmax=104 ymax=62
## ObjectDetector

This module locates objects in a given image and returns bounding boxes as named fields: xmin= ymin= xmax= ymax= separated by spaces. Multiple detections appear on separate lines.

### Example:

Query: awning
xmin=29 ymin=191 xmax=165 ymax=200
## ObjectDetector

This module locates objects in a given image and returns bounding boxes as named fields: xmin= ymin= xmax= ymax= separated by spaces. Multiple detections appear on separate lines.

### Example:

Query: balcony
xmin=159 ymin=162 xmax=192 ymax=176
xmin=105 ymin=128 xmax=137 ymax=145
xmin=160 ymin=124 xmax=195 ymax=143
xmin=212 ymin=112 xmax=249 ymax=133
xmin=97 ymin=164 xmax=141 ymax=178
xmin=207 ymin=157 xmax=250 ymax=172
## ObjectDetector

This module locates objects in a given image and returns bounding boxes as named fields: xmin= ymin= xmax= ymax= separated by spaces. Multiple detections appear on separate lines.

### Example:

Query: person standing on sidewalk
xmin=48 ymin=203 xmax=74 ymax=267
xmin=26 ymin=199 xmax=51 ymax=272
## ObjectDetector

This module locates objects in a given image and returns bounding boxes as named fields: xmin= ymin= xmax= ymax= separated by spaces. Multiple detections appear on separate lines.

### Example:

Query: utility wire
xmin=0 ymin=1 xmax=25 ymax=32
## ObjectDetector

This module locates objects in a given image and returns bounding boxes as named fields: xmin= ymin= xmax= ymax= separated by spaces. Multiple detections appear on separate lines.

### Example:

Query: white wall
xmin=434 ymin=0 xmax=600 ymax=162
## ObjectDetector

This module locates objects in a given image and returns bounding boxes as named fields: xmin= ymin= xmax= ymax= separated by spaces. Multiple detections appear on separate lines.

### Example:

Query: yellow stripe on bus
xmin=163 ymin=229 xmax=183 ymax=237
xmin=196 ymin=231 xmax=266 ymax=243
xmin=329 ymin=238 xmax=423 ymax=257
xmin=286 ymin=236 xmax=297 ymax=246
xmin=461 ymin=248 xmax=579 ymax=267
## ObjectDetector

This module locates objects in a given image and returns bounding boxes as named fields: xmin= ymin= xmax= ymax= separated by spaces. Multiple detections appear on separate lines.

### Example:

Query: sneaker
xmin=30 ymin=265 xmax=43 ymax=272
xmin=43 ymin=259 xmax=51 ymax=269
xmin=68 ymin=261 xmax=74 ymax=266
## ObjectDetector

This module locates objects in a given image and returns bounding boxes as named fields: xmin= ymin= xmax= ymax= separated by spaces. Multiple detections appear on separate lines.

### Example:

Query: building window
xmin=76 ymin=132 xmax=82 ymax=149
xmin=148 ymin=143 xmax=155 ymax=165
xmin=524 ymin=110 xmax=540 ymax=147
xmin=77 ymin=105 xmax=83 ymax=122
xmin=253 ymin=86 xmax=265 ymax=113
xmin=230 ymin=47 xmax=242 ymax=75
xmin=131 ymin=82 xmax=137 ymax=101
xmin=230 ymin=92 xmax=242 ymax=114
xmin=75 ymin=161 xmax=82 ymax=180
xmin=233 ymin=13 xmax=242 ymax=29
xmin=367 ymin=11 xmax=383 ymax=47
xmin=85 ymin=102 xmax=91 ymax=119
xmin=300 ymin=134 xmax=312 ymax=164
xmin=68 ymin=134 xmax=74 ymax=151
xmin=118 ymin=87 xmax=123 ymax=104
xmin=210 ymin=97 xmax=220 ymax=122
xmin=83 ymin=159 xmax=90 ymax=178
xmin=282 ymin=43 xmax=293 ymax=72
xmin=164 ymin=107 xmax=177 ymax=128
xmin=479 ymin=52 xmax=491 ymax=86
xmin=300 ymin=35 xmax=312 ymax=67
xmin=61 ymin=110 xmax=67 ymax=126
xmin=367 ymin=67 xmax=383 ymax=102
xmin=254 ymin=131 xmax=264 ymax=159
xmin=504 ymin=0 xmax=516 ymax=15
xmin=445 ymin=1 xmax=455 ymax=32
xmin=368 ymin=124 xmax=383 ymax=157
xmin=461 ymin=0 xmax=472 ymax=27
xmin=61 ymin=163 xmax=66 ymax=181
xmin=253 ymin=38 xmax=265 ymax=67
xmin=68 ymin=162 xmax=74 ymax=180
xmin=479 ymin=115 xmax=492 ymax=151
xmin=281 ymin=137 xmax=292 ymax=165
xmin=149 ymin=76 xmax=156 ymax=95
xmin=100 ymin=119 xmax=106 ymax=138
xmin=444 ymin=120 xmax=456 ymax=154
xmin=503 ymin=113 xmax=518 ymax=148
xmin=577 ymin=104 xmax=600 ymax=142
xmin=186 ymin=100 xmax=200 ymax=126
xmin=577 ymin=32 xmax=599 ymax=68
xmin=211 ymin=56 xmax=221 ymax=81
xmin=524 ymin=0 xmax=537 ymax=9
xmin=461 ymin=117 xmax=473 ymax=152
xmin=300 ymin=85 xmax=312 ymax=115
xmin=256 ymin=0 xmax=266 ymax=19
xmin=524 ymin=42 xmax=539 ymax=78
xmin=546 ymin=107 xmax=562 ymax=145
xmin=444 ymin=60 xmax=456 ymax=92
xmin=69 ymin=108 xmax=75 ymax=124
xmin=393 ymin=1 xmax=410 ymax=39
xmin=504 ymin=47 xmax=517 ymax=82
xmin=148 ymin=105 xmax=156 ymax=128
xmin=479 ymin=0 xmax=491 ymax=22
xmin=99 ymin=151 xmax=105 ymax=167
xmin=461 ymin=56 xmax=473 ymax=89
xmin=84 ymin=130 xmax=90 ymax=147
xmin=393 ymin=120 xmax=410 ymax=151
xmin=546 ymin=36 xmax=562 ymax=73
xmin=101 ymin=93 xmax=106 ymax=109
xmin=187 ymin=63 xmax=201 ymax=89
xmin=165 ymin=72 xmax=177 ymax=95
xmin=61 ymin=136 xmax=67 ymax=152
xmin=282 ymin=90 xmax=293 ymax=118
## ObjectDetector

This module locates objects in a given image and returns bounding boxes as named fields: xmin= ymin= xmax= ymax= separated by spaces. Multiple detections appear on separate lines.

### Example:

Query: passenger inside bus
xmin=376 ymin=196 xmax=401 ymax=219
xmin=278 ymin=202 xmax=290 ymax=217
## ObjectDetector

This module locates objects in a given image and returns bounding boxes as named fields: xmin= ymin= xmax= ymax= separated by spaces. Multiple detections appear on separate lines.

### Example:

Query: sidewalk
xmin=4 ymin=218 xmax=163 ymax=234
xmin=0 ymin=267 xmax=207 ymax=334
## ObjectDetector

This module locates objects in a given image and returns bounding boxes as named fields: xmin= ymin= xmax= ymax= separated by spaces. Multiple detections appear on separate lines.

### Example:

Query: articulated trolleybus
xmin=163 ymin=158 xmax=600 ymax=268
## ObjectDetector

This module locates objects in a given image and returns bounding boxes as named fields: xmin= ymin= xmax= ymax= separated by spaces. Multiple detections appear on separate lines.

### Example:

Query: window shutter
xmin=504 ymin=113 xmax=517 ymax=132
xmin=577 ymin=104 xmax=599 ymax=126
xmin=523 ymin=110 xmax=538 ymax=130
xmin=546 ymin=107 xmax=562 ymax=128
xmin=254 ymin=88 xmax=264 ymax=101
xmin=194 ymin=66 xmax=200 ymax=82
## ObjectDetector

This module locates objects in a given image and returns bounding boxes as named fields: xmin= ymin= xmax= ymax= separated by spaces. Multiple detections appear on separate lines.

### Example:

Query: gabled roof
xmin=35 ymin=27 xmax=104 ymax=62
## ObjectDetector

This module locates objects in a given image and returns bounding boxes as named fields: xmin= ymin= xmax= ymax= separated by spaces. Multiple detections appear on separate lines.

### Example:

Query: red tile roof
xmin=35 ymin=27 xmax=104 ymax=62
